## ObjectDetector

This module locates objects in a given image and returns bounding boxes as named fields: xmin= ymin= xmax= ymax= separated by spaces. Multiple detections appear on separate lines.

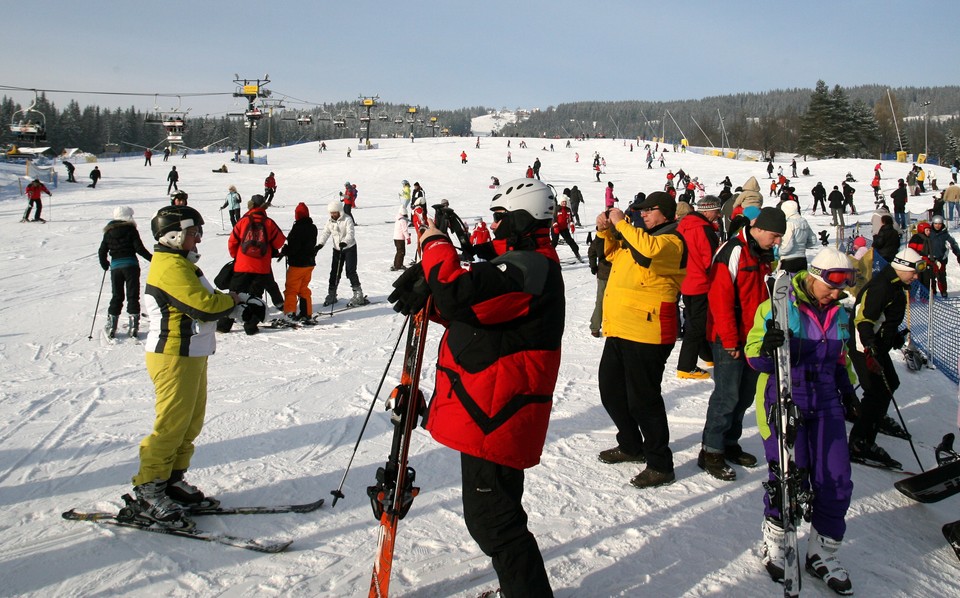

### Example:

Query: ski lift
xmin=345 ymin=110 xmax=358 ymax=120
xmin=394 ymin=112 xmax=404 ymax=125
xmin=162 ymin=113 xmax=186 ymax=143
xmin=318 ymin=108 xmax=332 ymax=122
xmin=144 ymin=95 xmax=164 ymax=124
xmin=377 ymin=109 xmax=389 ymax=122
xmin=333 ymin=110 xmax=347 ymax=128
xmin=245 ymin=106 xmax=263 ymax=120
xmin=296 ymin=114 xmax=313 ymax=126
xmin=9 ymin=92 xmax=47 ymax=143
xmin=360 ymin=114 xmax=371 ymax=123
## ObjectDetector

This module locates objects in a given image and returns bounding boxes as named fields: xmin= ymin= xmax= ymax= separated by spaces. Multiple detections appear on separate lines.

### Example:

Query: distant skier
xmin=21 ymin=178 xmax=51 ymax=222
xmin=166 ymin=166 xmax=179 ymax=194
xmin=88 ymin=166 xmax=101 ymax=188
xmin=220 ymin=185 xmax=242 ymax=227
xmin=263 ymin=172 xmax=277 ymax=206
xmin=98 ymin=206 xmax=152 ymax=338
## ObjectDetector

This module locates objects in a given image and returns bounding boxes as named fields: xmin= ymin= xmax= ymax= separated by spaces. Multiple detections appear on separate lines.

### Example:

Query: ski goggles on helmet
xmin=892 ymin=256 xmax=927 ymax=272
xmin=809 ymin=265 xmax=857 ymax=289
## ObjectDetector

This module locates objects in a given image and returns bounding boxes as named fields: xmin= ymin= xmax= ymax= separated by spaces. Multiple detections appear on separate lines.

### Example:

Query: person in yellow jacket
xmin=595 ymin=191 xmax=686 ymax=489
xmin=132 ymin=205 xmax=265 ymax=528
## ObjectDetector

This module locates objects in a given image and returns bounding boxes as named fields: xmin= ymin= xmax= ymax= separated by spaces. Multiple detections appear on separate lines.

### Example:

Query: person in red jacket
xmin=263 ymin=172 xmax=277 ymax=206
xmin=469 ymin=218 xmax=491 ymax=246
xmin=551 ymin=199 xmax=583 ymax=262
xmin=219 ymin=194 xmax=286 ymax=334
xmin=340 ymin=181 xmax=357 ymax=221
xmin=22 ymin=178 xmax=51 ymax=222
xmin=700 ymin=207 xmax=785 ymax=481
xmin=388 ymin=178 xmax=562 ymax=597
xmin=676 ymin=195 xmax=722 ymax=379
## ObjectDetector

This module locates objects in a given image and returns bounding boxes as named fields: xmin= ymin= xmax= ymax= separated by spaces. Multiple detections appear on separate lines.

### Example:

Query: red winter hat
xmin=295 ymin=202 xmax=309 ymax=220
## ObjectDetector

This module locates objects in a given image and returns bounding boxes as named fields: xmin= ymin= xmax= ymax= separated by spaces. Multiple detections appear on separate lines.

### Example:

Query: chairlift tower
xmin=358 ymin=95 xmax=379 ymax=148
xmin=232 ymin=75 xmax=272 ymax=163
xmin=427 ymin=116 xmax=440 ymax=137
xmin=406 ymin=106 xmax=419 ymax=139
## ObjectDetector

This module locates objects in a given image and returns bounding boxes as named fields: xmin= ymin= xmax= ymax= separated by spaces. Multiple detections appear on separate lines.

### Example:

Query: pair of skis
xmin=895 ymin=432 xmax=960 ymax=562
xmin=63 ymin=495 xmax=325 ymax=552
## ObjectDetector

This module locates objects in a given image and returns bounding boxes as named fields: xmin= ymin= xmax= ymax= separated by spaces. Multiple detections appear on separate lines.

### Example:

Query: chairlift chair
xmin=9 ymin=93 xmax=47 ymax=143
xmin=297 ymin=114 xmax=313 ymax=126
xmin=394 ymin=113 xmax=404 ymax=125
xmin=377 ymin=110 xmax=389 ymax=122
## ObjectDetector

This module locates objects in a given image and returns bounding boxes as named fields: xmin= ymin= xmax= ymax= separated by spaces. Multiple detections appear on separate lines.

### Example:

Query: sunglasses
xmin=640 ymin=206 xmax=661 ymax=214
xmin=810 ymin=266 xmax=856 ymax=288
xmin=891 ymin=256 xmax=927 ymax=272
xmin=185 ymin=227 xmax=203 ymax=239
xmin=491 ymin=211 xmax=506 ymax=223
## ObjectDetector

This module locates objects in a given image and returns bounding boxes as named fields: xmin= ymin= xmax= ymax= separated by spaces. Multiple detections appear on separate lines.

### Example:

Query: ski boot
xmin=347 ymin=285 xmax=370 ymax=307
xmin=761 ymin=517 xmax=785 ymax=582
xmin=132 ymin=479 xmax=194 ymax=529
xmin=806 ymin=526 xmax=853 ymax=595
xmin=104 ymin=315 xmax=118 ymax=339
xmin=166 ymin=469 xmax=219 ymax=511
xmin=128 ymin=314 xmax=140 ymax=338
xmin=878 ymin=414 xmax=911 ymax=439
xmin=322 ymin=292 xmax=338 ymax=307
xmin=849 ymin=438 xmax=902 ymax=470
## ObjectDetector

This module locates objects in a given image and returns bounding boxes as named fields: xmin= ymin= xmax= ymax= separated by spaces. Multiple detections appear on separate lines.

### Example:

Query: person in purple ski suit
xmin=744 ymin=246 xmax=858 ymax=595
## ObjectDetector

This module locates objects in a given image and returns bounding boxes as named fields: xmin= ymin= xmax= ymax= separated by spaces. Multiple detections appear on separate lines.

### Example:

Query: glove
xmin=842 ymin=392 xmax=862 ymax=423
xmin=864 ymin=347 xmax=883 ymax=375
xmin=892 ymin=328 xmax=908 ymax=350
xmin=100 ymin=261 xmax=109 ymax=271
xmin=388 ymin=263 xmax=431 ymax=315
xmin=590 ymin=266 xmax=599 ymax=275
xmin=276 ymin=246 xmax=286 ymax=262
xmin=339 ymin=242 xmax=347 ymax=250
xmin=241 ymin=297 xmax=266 ymax=324
xmin=759 ymin=325 xmax=786 ymax=357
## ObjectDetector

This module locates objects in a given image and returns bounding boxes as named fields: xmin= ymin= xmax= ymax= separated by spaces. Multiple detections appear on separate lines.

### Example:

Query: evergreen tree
xmin=946 ymin=133 xmax=960 ymax=164
xmin=796 ymin=80 xmax=834 ymax=158
xmin=848 ymin=99 xmax=879 ymax=158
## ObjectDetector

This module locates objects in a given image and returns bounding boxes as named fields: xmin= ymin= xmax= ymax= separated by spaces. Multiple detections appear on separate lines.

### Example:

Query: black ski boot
xmin=878 ymin=414 xmax=911 ymax=440
xmin=849 ymin=438 xmax=902 ymax=470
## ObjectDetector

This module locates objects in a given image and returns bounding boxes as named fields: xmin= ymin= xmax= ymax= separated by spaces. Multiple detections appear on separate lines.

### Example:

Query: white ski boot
xmin=133 ymin=479 xmax=193 ymax=529
xmin=347 ymin=285 xmax=370 ymax=307
xmin=761 ymin=518 xmax=786 ymax=582
xmin=128 ymin=314 xmax=140 ymax=338
xmin=806 ymin=526 xmax=853 ymax=595
xmin=104 ymin=315 xmax=118 ymax=339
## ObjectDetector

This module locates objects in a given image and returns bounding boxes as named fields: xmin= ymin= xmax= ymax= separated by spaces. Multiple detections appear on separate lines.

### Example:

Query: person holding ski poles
xmin=316 ymin=200 xmax=367 ymax=307
xmin=22 ymin=178 xmax=51 ymax=222
xmin=388 ymin=178 xmax=563 ymax=597
xmin=745 ymin=247 xmax=859 ymax=595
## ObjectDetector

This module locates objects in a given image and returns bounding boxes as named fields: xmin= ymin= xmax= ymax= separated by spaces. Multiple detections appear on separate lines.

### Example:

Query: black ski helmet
xmin=151 ymin=205 xmax=204 ymax=245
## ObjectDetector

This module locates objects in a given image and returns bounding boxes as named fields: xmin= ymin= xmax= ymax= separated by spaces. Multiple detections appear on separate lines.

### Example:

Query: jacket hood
xmin=780 ymin=200 xmax=799 ymax=217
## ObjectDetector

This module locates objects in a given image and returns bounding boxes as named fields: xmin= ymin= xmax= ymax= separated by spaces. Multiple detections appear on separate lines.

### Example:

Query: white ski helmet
xmin=489 ymin=178 xmax=556 ymax=221
xmin=892 ymin=247 xmax=924 ymax=272
xmin=327 ymin=200 xmax=343 ymax=214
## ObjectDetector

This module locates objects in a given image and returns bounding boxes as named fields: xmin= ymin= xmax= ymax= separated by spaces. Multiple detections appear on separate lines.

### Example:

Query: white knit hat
xmin=113 ymin=206 xmax=134 ymax=221
xmin=327 ymin=200 xmax=343 ymax=213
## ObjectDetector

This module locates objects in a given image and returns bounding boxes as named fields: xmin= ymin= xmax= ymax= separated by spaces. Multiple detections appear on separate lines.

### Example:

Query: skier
xmin=263 ymin=172 xmax=277 ymax=206
xmin=98 ymin=206 xmax=153 ymax=338
xmin=767 ymin=160 xmax=775 ymax=179
xmin=277 ymin=202 xmax=318 ymax=322
xmin=166 ymin=166 xmax=179 ymax=194
xmin=701 ymin=207 xmax=786 ymax=481
xmin=829 ymin=186 xmax=846 ymax=227
xmin=220 ymin=185 xmax=242 ymax=227
xmin=594 ymin=192 xmax=685 ymax=488
xmin=791 ymin=158 xmax=798 ymax=178
xmin=388 ymin=178 xmax=563 ymax=597
xmin=64 ymin=160 xmax=76 ymax=182
xmin=927 ymin=215 xmax=960 ymax=297
xmin=391 ymin=210 xmax=411 ymax=271
xmin=777 ymin=200 xmax=817 ymax=273
xmin=569 ymin=185 xmax=585 ymax=226
xmin=842 ymin=181 xmax=857 ymax=215
xmin=22 ymin=178 xmax=51 ymax=222
xmin=811 ymin=182 xmax=828 ymax=215
xmin=460 ymin=150 xmax=468 ymax=164
xmin=316 ymin=201 xmax=368 ymax=307
xmin=134 ymin=205 xmax=263 ymax=528
xmin=144 ymin=149 xmax=152 ymax=166
xmin=847 ymin=247 xmax=925 ymax=470
xmin=551 ymin=199 xmax=582 ymax=262
xmin=399 ymin=179 xmax=412 ymax=215
xmin=745 ymin=246 xmax=859 ymax=596
xmin=88 ymin=166 xmax=101 ymax=188
xmin=891 ymin=178 xmax=909 ymax=230
xmin=675 ymin=196 xmax=721 ymax=379
xmin=943 ymin=181 xmax=960 ymax=222
xmin=340 ymin=182 xmax=357 ymax=222
xmin=219 ymin=195 xmax=286 ymax=335
xmin=604 ymin=181 xmax=617 ymax=209
xmin=532 ymin=157 xmax=541 ymax=180
xmin=469 ymin=218 xmax=491 ymax=247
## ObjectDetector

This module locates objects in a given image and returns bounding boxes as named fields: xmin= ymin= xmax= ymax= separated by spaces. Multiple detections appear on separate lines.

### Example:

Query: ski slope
xmin=1 ymin=136 xmax=958 ymax=597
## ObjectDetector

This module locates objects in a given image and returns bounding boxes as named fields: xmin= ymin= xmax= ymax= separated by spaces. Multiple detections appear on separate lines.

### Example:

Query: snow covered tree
xmin=797 ymin=81 xmax=838 ymax=158
xmin=848 ymin=99 xmax=880 ymax=158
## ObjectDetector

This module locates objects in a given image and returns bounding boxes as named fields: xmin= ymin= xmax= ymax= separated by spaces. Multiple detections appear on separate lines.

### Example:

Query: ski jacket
xmin=167 ymin=169 xmax=178 ymax=183
xmin=228 ymin=208 xmax=286 ymax=274
xmin=98 ymin=220 xmax=152 ymax=270
xmin=222 ymin=191 xmax=241 ymax=210
xmin=393 ymin=214 xmax=411 ymax=243
xmin=143 ymin=246 xmax=236 ymax=357
xmin=317 ymin=215 xmax=357 ymax=250
xmin=89 ymin=168 xmax=101 ymax=182
xmin=283 ymin=216 xmax=318 ymax=268
xmin=811 ymin=183 xmax=827 ymax=203
xmin=707 ymin=226 xmax=773 ymax=350
xmin=569 ymin=186 xmax=584 ymax=206
xmin=411 ymin=204 xmax=428 ymax=236
xmin=745 ymin=272 xmax=856 ymax=417
xmin=25 ymin=181 xmax=50 ymax=200
xmin=604 ymin=186 xmax=616 ymax=208
xmin=871 ymin=225 xmax=900 ymax=262
xmin=677 ymin=211 xmax=719 ymax=295
xmin=264 ymin=174 xmax=277 ymax=191
xmin=779 ymin=205 xmax=817 ymax=261
xmin=942 ymin=184 xmax=960 ymax=204
xmin=421 ymin=234 xmax=564 ymax=470
xmin=587 ymin=234 xmax=612 ymax=280
xmin=928 ymin=227 xmax=960 ymax=261
xmin=599 ymin=219 xmax=686 ymax=344
xmin=851 ymin=265 xmax=908 ymax=352
xmin=891 ymin=185 xmax=908 ymax=210
xmin=341 ymin=185 xmax=356 ymax=207
xmin=828 ymin=189 xmax=845 ymax=209
xmin=469 ymin=221 xmax=490 ymax=246
xmin=554 ymin=206 xmax=575 ymax=233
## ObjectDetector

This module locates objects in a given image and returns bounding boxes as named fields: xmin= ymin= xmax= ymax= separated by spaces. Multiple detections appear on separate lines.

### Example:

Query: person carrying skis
xmin=277 ymin=202 xmax=318 ymax=321
xmin=134 ymin=205 xmax=264 ymax=528
xmin=98 ymin=206 xmax=153 ymax=338
xmin=700 ymin=207 xmax=786 ymax=481
xmin=316 ymin=200 xmax=368 ymax=307
xmin=745 ymin=246 xmax=859 ymax=596
xmin=220 ymin=185 xmax=242 ymax=227
xmin=22 ymin=178 xmax=51 ymax=222
xmin=388 ymin=178 xmax=563 ymax=597
xmin=847 ymin=247 xmax=924 ymax=470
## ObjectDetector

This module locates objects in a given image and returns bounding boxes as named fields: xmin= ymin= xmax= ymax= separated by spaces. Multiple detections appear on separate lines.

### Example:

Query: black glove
xmin=590 ymin=265 xmax=599 ymax=275
xmin=241 ymin=297 xmax=266 ymax=324
xmin=275 ymin=246 xmax=286 ymax=262
xmin=892 ymin=328 xmax=908 ymax=350
xmin=864 ymin=346 xmax=883 ymax=375
xmin=388 ymin=263 xmax=431 ymax=315
xmin=842 ymin=392 xmax=861 ymax=423
xmin=339 ymin=242 xmax=347 ymax=250
xmin=759 ymin=325 xmax=785 ymax=357
xmin=100 ymin=261 xmax=109 ymax=271
xmin=315 ymin=244 xmax=324 ymax=253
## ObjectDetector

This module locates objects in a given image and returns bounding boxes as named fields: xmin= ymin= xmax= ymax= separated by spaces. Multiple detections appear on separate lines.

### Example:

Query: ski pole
xmin=88 ymin=269 xmax=107 ymax=339
xmin=329 ymin=247 xmax=347 ymax=316
xmin=876 ymin=365 xmax=925 ymax=472
xmin=330 ymin=315 xmax=409 ymax=506
xmin=220 ymin=208 xmax=225 ymax=231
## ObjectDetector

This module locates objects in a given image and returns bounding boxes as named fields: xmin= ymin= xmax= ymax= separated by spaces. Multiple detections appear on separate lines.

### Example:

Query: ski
xmin=62 ymin=510 xmax=292 ymax=553
xmin=268 ymin=317 xmax=300 ymax=329
xmin=324 ymin=300 xmax=379 ymax=316
xmin=764 ymin=270 xmax=807 ymax=598
xmin=944 ymin=520 xmax=960 ymax=562
xmin=367 ymin=301 xmax=430 ymax=597
xmin=186 ymin=496 xmax=325 ymax=516
xmin=895 ymin=434 xmax=960 ymax=502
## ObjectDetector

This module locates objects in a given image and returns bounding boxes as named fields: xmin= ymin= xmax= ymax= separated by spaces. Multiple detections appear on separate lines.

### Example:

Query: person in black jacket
xmin=278 ymin=202 xmax=318 ymax=321
xmin=88 ymin=166 xmax=101 ymax=188
xmin=98 ymin=206 xmax=153 ymax=338
xmin=890 ymin=178 xmax=908 ymax=230
xmin=828 ymin=186 xmax=846 ymax=227
xmin=166 ymin=166 xmax=179 ymax=194
xmin=811 ymin=182 xmax=828 ymax=215
xmin=871 ymin=215 xmax=900 ymax=263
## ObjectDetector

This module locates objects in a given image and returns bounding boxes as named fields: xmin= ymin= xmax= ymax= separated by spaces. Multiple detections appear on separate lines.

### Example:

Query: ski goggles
xmin=891 ymin=256 xmax=928 ymax=272
xmin=809 ymin=266 xmax=857 ymax=289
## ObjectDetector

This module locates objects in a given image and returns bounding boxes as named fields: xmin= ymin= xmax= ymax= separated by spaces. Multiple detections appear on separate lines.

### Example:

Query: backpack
xmin=240 ymin=214 xmax=269 ymax=258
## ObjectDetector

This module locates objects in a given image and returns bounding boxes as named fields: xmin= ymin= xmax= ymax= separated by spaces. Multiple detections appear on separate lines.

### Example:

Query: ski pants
xmin=701 ymin=342 xmax=759 ymax=454
xmin=108 ymin=265 xmax=142 ymax=316
xmin=393 ymin=239 xmax=406 ymax=270
xmin=598 ymin=337 xmax=675 ymax=472
xmin=23 ymin=198 xmax=42 ymax=221
xmin=550 ymin=228 xmax=581 ymax=259
xmin=812 ymin=197 xmax=826 ymax=213
xmin=830 ymin=207 xmax=845 ymax=227
xmin=589 ymin=278 xmax=607 ymax=335
xmin=328 ymin=245 xmax=360 ymax=291
xmin=461 ymin=453 xmax=553 ymax=598
xmin=134 ymin=353 xmax=208 ymax=486
xmin=283 ymin=265 xmax=314 ymax=315
xmin=676 ymin=293 xmax=713 ymax=373
xmin=228 ymin=208 xmax=241 ymax=227
xmin=848 ymin=348 xmax=899 ymax=447
xmin=761 ymin=388 xmax=853 ymax=540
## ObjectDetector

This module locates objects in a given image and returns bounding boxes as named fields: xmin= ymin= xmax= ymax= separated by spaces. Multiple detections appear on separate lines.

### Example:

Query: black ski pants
xmin=677 ymin=293 xmax=713 ymax=372
xmin=108 ymin=266 xmax=142 ymax=316
xmin=23 ymin=198 xmax=42 ymax=221
xmin=849 ymin=348 xmax=899 ymax=446
xmin=598 ymin=337 xmax=675 ymax=472
xmin=461 ymin=453 xmax=553 ymax=598
xmin=328 ymin=245 xmax=360 ymax=291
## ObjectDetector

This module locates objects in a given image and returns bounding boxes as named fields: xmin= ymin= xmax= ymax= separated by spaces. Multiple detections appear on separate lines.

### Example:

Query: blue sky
xmin=2 ymin=0 xmax=957 ymax=116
